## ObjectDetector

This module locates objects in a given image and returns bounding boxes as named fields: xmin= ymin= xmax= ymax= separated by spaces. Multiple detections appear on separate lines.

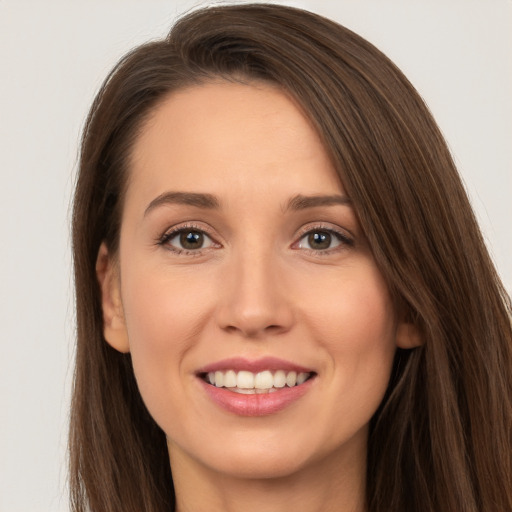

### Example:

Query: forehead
xmin=126 ymin=80 xmax=342 ymax=208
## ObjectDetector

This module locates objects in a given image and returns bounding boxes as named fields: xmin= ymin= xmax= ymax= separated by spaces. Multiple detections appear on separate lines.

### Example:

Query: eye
xmin=295 ymin=228 xmax=353 ymax=252
xmin=160 ymin=228 xmax=216 ymax=253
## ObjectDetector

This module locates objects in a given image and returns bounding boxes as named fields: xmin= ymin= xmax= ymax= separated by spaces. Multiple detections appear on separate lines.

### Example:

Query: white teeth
xmin=205 ymin=370 xmax=312 ymax=390
xmin=297 ymin=372 xmax=308 ymax=385
xmin=254 ymin=370 xmax=273 ymax=389
xmin=286 ymin=371 xmax=297 ymax=387
xmin=214 ymin=371 xmax=224 ymax=387
xmin=232 ymin=387 xmax=256 ymax=394
xmin=273 ymin=370 xmax=286 ymax=388
xmin=237 ymin=370 xmax=255 ymax=389
xmin=224 ymin=370 xmax=237 ymax=388
xmin=231 ymin=387 xmax=279 ymax=395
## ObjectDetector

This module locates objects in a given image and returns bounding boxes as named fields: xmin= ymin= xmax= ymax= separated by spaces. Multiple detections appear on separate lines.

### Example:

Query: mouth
xmin=199 ymin=369 xmax=316 ymax=394
xmin=195 ymin=357 xmax=317 ymax=416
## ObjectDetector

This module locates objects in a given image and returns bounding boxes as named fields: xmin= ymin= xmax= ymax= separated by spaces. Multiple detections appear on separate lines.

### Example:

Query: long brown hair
xmin=70 ymin=4 xmax=512 ymax=511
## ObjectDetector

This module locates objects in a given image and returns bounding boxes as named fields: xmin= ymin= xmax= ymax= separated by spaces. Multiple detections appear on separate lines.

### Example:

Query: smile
xmin=196 ymin=357 xmax=316 ymax=416
xmin=203 ymin=369 xmax=312 ymax=394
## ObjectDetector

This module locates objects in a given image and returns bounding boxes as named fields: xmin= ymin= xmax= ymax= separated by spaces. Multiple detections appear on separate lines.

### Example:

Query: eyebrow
xmin=144 ymin=191 xmax=220 ymax=217
xmin=285 ymin=194 xmax=352 ymax=211
xmin=144 ymin=191 xmax=351 ymax=217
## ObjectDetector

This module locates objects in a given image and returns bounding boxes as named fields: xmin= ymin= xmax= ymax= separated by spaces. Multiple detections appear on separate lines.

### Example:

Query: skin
xmin=97 ymin=81 xmax=420 ymax=512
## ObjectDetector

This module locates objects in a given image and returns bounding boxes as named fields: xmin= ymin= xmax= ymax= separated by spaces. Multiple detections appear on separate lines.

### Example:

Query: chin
xmin=208 ymin=450 xmax=312 ymax=480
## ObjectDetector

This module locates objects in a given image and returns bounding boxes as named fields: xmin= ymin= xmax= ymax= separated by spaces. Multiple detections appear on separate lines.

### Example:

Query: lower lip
xmin=199 ymin=378 xmax=315 ymax=416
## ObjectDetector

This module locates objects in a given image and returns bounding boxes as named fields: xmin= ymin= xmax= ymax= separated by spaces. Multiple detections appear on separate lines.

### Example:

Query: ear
xmin=395 ymin=321 xmax=422 ymax=349
xmin=96 ymin=242 xmax=130 ymax=353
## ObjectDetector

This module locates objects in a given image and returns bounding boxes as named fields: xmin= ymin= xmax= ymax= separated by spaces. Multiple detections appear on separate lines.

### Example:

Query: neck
xmin=168 ymin=434 xmax=367 ymax=512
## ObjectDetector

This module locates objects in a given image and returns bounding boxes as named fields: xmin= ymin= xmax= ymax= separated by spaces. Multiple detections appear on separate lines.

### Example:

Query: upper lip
xmin=196 ymin=356 xmax=314 ymax=375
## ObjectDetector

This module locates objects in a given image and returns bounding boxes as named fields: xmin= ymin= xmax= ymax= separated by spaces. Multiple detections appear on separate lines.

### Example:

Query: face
xmin=98 ymin=81 xmax=418 ymax=481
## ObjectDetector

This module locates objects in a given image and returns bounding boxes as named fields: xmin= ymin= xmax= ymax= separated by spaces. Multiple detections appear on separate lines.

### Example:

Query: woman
xmin=70 ymin=4 xmax=512 ymax=512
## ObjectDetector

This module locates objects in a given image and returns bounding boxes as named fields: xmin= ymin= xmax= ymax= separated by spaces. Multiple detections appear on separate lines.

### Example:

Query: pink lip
xmin=196 ymin=356 xmax=313 ymax=374
xmin=198 ymin=377 xmax=315 ymax=416
xmin=195 ymin=356 xmax=316 ymax=417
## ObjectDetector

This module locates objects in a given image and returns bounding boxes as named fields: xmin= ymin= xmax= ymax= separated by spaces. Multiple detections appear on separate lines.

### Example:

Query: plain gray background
xmin=1 ymin=1 xmax=510 ymax=510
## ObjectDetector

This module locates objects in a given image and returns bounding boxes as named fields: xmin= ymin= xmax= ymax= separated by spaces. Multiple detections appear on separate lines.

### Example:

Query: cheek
xmin=120 ymin=253 xmax=223 ymax=344
xmin=303 ymin=261 xmax=395 ymax=343
xmin=303 ymin=263 xmax=397 ymax=407
xmin=119 ymin=264 xmax=216 ymax=421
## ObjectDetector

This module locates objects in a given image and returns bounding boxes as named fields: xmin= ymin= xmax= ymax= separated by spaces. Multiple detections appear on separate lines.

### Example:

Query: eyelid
xmin=157 ymin=222 xmax=221 ymax=254
xmin=292 ymin=223 xmax=354 ymax=252
xmin=156 ymin=221 xmax=354 ymax=256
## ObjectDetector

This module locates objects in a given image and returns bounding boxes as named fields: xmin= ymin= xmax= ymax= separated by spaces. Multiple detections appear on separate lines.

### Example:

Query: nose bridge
xmin=216 ymin=238 xmax=292 ymax=337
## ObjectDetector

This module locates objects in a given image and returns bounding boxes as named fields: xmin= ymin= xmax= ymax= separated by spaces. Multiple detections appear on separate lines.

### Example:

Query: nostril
xmin=221 ymin=322 xmax=286 ymax=338
xmin=216 ymin=292 xmax=294 ymax=338
xmin=264 ymin=324 xmax=291 ymax=337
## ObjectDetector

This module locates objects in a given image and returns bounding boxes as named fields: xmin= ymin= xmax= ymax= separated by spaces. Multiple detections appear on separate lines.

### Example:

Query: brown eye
xmin=307 ymin=231 xmax=332 ymax=250
xmin=163 ymin=229 xmax=216 ymax=252
xmin=296 ymin=228 xmax=351 ymax=252
xmin=180 ymin=231 xmax=204 ymax=250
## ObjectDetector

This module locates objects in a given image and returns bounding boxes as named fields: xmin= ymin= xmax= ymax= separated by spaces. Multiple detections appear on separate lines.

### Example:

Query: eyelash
xmin=157 ymin=223 xmax=354 ymax=256
xmin=293 ymin=224 xmax=354 ymax=255
xmin=157 ymin=223 xmax=219 ymax=256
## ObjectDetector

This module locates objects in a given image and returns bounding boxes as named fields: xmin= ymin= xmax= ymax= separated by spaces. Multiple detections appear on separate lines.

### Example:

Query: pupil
xmin=180 ymin=231 xmax=203 ymax=249
xmin=308 ymin=231 xmax=331 ymax=250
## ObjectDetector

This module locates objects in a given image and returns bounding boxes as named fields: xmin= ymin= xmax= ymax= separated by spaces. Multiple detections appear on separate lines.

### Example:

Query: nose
xmin=215 ymin=246 xmax=294 ymax=339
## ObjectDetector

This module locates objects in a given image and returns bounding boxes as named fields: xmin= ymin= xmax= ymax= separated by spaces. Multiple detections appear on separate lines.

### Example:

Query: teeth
xmin=214 ymin=371 xmax=224 ymax=387
xmin=231 ymin=387 xmax=279 ymax=394
xmin=273 ymin=370 xmax=286 ymax=388
xmin=237 ymin=371 xmax=255 ymax=389
xmin=224 ymin=370 xmax=237 ymax=388
xmin=254 ymin=370 xmax=273 ymax=389
xmin=286 ymin=371 xmax=297 ymax=387
xmin=206 ymin=370 xmax=311 ymax=390
xmin=297 ymin=372 xmax=308 ymax=385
